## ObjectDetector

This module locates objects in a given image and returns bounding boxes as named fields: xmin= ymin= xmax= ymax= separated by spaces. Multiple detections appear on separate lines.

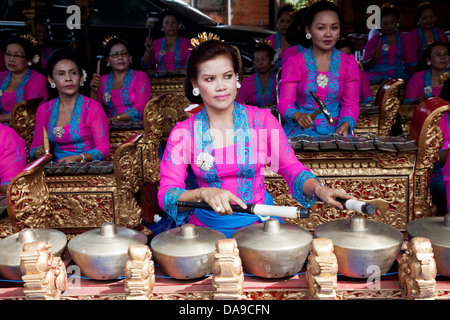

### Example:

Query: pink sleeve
xmin=236 ymin=77 xmax=251 ymax=104
xmin=359 ymin=69 xmax=373 ymax=102
xmin=338 ymin=55 xmax=360 ymax=126
xmin=277 ymin=56 xmax=302 ymax=119
xmin=404 ymin=72 xmax=423 ymax=103
xmin=362 ymin=34 xmax=379 ymax=62
xmin=0 ymin=126 xmax=26 ymax=185
xmin=130 ymin=71 xmax=151 ymax=118
xmin=25 ymin=72 xmax=48 ymax=103
xmin=404 ymin=30 xmax=419 ymax=66
xmin=85 ymin=99 xmax=110 ymax=160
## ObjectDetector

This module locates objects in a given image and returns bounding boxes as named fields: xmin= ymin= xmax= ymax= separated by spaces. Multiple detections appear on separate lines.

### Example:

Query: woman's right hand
xmin=199 ymin=187 xmax=247 ymax=216
xmin=33 ymin=145 xmax=46 ymax=159
xmin=144 ymin=37 xmax=153 ymax=53
xmin=293 ymin=112 xmax=313 ymax=129
xmin=90 ymin=73 xmax=100 ymax=92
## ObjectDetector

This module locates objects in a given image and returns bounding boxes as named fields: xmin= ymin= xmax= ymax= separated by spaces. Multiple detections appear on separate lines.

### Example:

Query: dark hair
xmin=416 ymin=40 xmax=449 ymax=72
xmin=277 ymin=3 xmax=295 ymax=21
xmin=439 ymin=77 xmax=450 ymax=102
xmin=285 ymin=7 xmax=308 ymax=46
xmin=299 ymin=1 xmax=341 ymax=48
xmin=185 ymin=39 xmax=239 ymax=104
xmin=5 ymin=36 xmax=38 ymax=61
xmin=381 ymin=6 xmax=400 ymax=21
xmin=414 ymin=2 xmax=437 ymax=27
xmin=254 ymin=42 xmax=275 ymax=61
xmin=160 ymin=9 xmax=179 ymax=24
xmin=335 ymin=39 xmax=355 ymax=54
xmin=45 ymin=48 xmax=84 ymax=98
xmin=102 ymin=37 xmax=131 ymax=58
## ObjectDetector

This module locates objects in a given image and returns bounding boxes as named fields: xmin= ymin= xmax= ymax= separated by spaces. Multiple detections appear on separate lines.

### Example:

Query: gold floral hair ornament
xmin=255 ymin=39 xmax=272 ymax=48
xmin=20 ymin=34 xmax=38 ymax=46
xmin=102 ymin=36 xmax=119 ymax=48
xmin=380 ymin=2 xmax=396 ymax=9
xmin=418 ymin=1 xmax=432 ymax=8
xmin=440 ymin=71 xmax=450 ymax=85
xmin=190 ymin=32 xmax=221 ymax=49
xmin=306 ymin=0 xmax=334 ymax=7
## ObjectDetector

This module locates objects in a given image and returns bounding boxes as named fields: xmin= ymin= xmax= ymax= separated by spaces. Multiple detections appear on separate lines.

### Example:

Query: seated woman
xmin=336 ymin=39 xmax=374 ymax=105
xmin=277 ymin=1 xmax=360 ymax=137
xmin=361 ymin=4 xmax=408 ymax=83
xmin=30 ymin=49 xmax=110 ymax=163
xmin=157 ymin=37 xmax=353 ymax=238
xmin=141 ymin=9 xmax=191 ymax=72
xmin=265 ymin=3 xmax=296 ymax=70
xmin=404 ymin=41 xmax=449 ymax=104
xmin=0 ymin=35 xmax=47 ymax=123
xmin=405 ymin=2 xmax=447 ymax=75
xmin=236 ymin=41 xmax=276 ymax=109
xmin=280 ymin=7 xmax=308 ymax=66
xmin=90 ymin=37 xmax=151 ymax=122
xmin=0 ymin=122 xmax=26 ymax=193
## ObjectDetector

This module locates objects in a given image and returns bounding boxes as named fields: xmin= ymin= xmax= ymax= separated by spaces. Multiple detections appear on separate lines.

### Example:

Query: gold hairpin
xmin=380 ymin=2 xmax=396 ymax=9
xmin=190 ymin=32 xmax=221 ymax=49
xmin=102 ymin=36 xmax=119 ymax=48
xmin=440 ymin=71 xmax=450 ymax=85
xmin=20 ymin=34 xmax=38 ymax=46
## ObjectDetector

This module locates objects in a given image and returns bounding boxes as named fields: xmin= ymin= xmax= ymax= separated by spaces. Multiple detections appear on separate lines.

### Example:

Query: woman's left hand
xmin=314 ymin=185 xmax=356 ymax=210
xmin=336 ymin=122 xmax=350 ymax=136
xmin=58 ymin=155 xmax=83 ymax=163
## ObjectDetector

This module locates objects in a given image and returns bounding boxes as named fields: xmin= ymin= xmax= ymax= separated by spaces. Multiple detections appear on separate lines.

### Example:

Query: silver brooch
xmin=382 ymin=44 xmax=389 ymax=52
xmin=196 ymin=152 xmax=214 ymax=172
xmin=53 ymin=126 xmax=65 ymax=139
xmin=317 ymin=73 xmax=329 ymax=89
xmin=103 ymin=92 xmax=111 ymax=104
xmin=424 ymin=86 xmax=433 ymax=95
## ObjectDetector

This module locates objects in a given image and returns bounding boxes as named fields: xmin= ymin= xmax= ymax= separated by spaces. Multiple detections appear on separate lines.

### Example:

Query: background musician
xmin=277 ymin=1 xmax=360 ymax=137
xmin=0 ymin=35 xmax=47 ymax=123
xmin=30 ymin=48 xmax=110 ymax=163
xmin=90 ymin=37 xmax=151 ymax=122
xmin=157 ymin=37 xmax=354 ymax=238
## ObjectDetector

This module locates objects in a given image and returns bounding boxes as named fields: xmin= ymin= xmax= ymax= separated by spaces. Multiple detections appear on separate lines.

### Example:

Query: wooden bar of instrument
xmin=44 ymin=160 xmax=114 ymax=176
xmin=288 ymin=134 xmax=418 ymax=152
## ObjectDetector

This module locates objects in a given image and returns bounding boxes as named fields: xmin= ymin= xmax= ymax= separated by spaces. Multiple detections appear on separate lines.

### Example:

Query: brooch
xmin=196 ymin=152 xmax=214 ymax=172
xmin=103 ymin=92 xmax=111 ymax=104
xmin=317 ymin=73 xmax=329 ymax=89
xmin=0 ymin=90 xmax=2 ymax=97
xmin=382 ymin=44 xmax=389 ymax=52
xmin=53 ymin=126 xmax=65 ymax=139
xmin=424 ymin=86 xmax=433 ymax=95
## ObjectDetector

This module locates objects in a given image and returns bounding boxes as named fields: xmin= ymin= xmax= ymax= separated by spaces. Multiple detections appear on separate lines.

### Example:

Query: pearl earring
xmin=236 ymin=75 xmax=241 ymax=89
xmin=192 ymin=87 xmax=200 ymax=96
xmin=51 ymin=83 xmax=56 ymax=89
xmin=106 ymin=62 xmax=111 ymax=67
xmin=306 ymin=33 xmax=312 ymax=39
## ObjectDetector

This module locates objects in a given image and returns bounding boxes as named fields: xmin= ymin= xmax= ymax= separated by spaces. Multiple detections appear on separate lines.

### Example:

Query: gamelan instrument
xmin=0 ymin=228 xmax=67 ymax=280
xmin=406 ymin=213 xmax=450 ymax=277
xmin=232 ymin=218 xmax=312 ymax=278
xmin=314 ymin=214 xmax=403 ymax=278
xmin=176 ymin=201 xmax=310 ymax=219
xmin=150 ymin=224 xmax=226 ymax=279
xmin=68 ymin=222 xmax=147 ymax=280
xmin=309 ymin=90 xmax=334 ymax=124
xmin=44 ymin=160 xmax=114 ymax=175
xmin=288 ymin=133 xmax=418 ymax=152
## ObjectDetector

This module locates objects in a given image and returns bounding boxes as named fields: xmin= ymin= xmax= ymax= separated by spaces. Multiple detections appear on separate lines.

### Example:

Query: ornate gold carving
xmin=398 ymin=237 xmax=437 ymax=300
xmin=19 ymin=241 xmax=67 ymax=300
xmin=124 ymin=244 xmax=155 ymax=300
xmin=212 ymin=239 xmax=244 ymax=300
xmin=306 ymin=238 xmax=338 ymax=300
xmin=148 ymin=76 xmax=185 ymax=96
xmin=378 ymin=80 xmax=404 ymax=136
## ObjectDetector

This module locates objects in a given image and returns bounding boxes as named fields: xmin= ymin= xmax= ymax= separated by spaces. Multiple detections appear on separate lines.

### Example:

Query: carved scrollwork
xmin=124 ymin=244 xmax=155 ymax=300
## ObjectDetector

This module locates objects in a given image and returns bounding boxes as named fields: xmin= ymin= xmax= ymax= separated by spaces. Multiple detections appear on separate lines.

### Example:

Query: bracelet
xmin=80 ymin=153 xmax=86 ymax=163
xmin=195 ymin=188 xmax=202 ymax=202
xmin=116 ymin=115 xmax=120 ymax=121
xmin=312 ymin=183 xmax=325 ymax=199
